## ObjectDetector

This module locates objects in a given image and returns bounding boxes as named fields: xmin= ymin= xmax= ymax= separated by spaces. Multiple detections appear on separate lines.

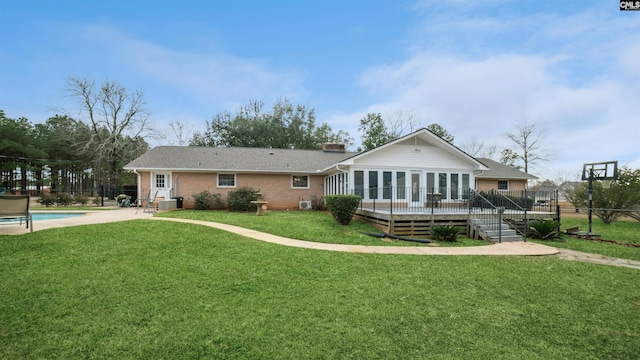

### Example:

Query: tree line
xmin=0 ymin=78 xmax=151 ymax=195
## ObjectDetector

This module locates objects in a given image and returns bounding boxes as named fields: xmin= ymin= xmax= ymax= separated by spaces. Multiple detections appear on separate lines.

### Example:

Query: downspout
xmin=133 ymin=169 xmax=141 ymax=205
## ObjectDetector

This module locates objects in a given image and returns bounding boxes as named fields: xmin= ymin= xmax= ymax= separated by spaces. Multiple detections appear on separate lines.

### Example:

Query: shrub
xmin=193 ymin=190 xmax=224 ymax=210
xmin=429 ymin=225 xmax=460 ymax=242
xmin=74 ymin=195 xmax=89 ymax=206
xmin=528 ymin=219 xmax=562 ymax=240
xmin=311 ymin=193 xmax=326 ymax=211
xmin=56 ymin=193 xmax=74 ymax=206
xmin=38 ymin=194 xmax=56 ymax=207
xmin=228 ymin=186 xmax=259 ymax=212
xmin=92 ymin=197 xmax=101 ymax=206
xmin=325 ymin=195 xmax=361 ymax=225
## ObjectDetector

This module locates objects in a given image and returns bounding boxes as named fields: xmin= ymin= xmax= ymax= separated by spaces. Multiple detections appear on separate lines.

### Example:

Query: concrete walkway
xmin=1 ymin=208 xmax=637 ymax=268
xmin=557 ymin=249 xmax=640 ymax=270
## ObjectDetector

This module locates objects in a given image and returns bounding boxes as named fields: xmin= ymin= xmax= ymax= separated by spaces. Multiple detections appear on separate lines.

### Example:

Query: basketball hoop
xmin=582 ymin=161 xmax=618 ymax=234
xmin=582 ymin=161 xmax=618 ymax=181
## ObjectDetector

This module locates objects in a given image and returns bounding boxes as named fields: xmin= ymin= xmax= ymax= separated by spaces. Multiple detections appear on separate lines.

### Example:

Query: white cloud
xmin=78 ymin=24 xmax=307 ymax=107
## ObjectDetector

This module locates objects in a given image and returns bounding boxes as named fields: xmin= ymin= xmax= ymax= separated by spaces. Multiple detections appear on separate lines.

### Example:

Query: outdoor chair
xmin=0 ymin=195 xmax=33 ymax=232
xmin=143 ymin=190 xmax=159 ymax=214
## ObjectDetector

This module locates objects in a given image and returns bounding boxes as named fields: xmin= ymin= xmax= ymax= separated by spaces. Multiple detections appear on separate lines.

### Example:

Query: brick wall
xmin=147 ymin=171 xmax=324 ymax=210
xmin=476 ymin=179 xmax=527 ymax=192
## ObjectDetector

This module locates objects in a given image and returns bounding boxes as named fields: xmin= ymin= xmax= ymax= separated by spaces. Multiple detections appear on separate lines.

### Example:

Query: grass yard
xmin=1 ymin=220 xmax=639 ymax=359
xmin=531 ymin=217 xmax=640 ymax=261
xmin=156 ymin=210 xmax=488 ymax=247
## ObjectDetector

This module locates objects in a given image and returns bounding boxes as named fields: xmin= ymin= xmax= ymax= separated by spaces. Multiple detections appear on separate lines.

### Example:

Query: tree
xmin=505 ymin=119 xmax=548 ymax=173
xmin=426 ymin=123 xmax=454 ymax=143
xmin=168 ymin=121 xmax=193 ymax=146
xmin=0 ymin=111 xmax=46 ymax=192
xmin=34 ymin=115 xmax=93 ymax=192
xmin=386 ymin=110 xmax=420 ymax=137
xmin=566 ymin=166 xmax=640 ymax=224
xmin=190 ymin=99 xmax=352 ymax=149
xmin=66 ymin=77 xmax=152 ymax=189
xmin=358 ymin=113 xmax=397 ymax=151
xmin=460 ymin=139 xmax=497 ymax=158
xmin=500 ymin=148 xmax=521 ymax=169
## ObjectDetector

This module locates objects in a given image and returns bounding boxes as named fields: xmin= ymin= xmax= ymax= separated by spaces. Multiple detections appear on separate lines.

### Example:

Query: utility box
xmin=158 ymin=199 xmax=177 ymax=211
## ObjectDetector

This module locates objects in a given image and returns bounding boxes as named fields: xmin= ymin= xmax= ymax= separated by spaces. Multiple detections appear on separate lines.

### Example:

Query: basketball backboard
xmin=581 ymin=161 xmax=618 ymax=181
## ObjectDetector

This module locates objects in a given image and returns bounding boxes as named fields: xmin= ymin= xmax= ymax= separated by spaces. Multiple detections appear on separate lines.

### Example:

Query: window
xmin=396 ymin=172 xmax=406 ymax=200
xmin=498 ymin=180 xmax=509 ymax=190
xmin=383 ymin=172 xmax=392 ymax=199
xmin=218 ymin=173 xmax=236 ymax=187
xmin=451 ymin=173 xmax=459 ymax=199
xmin=426 ymin=173 xmax=435 ymax=193
xmin=292 ymin=175 xmax=309 ymax=188
xmin=369 ymin=171 xmax=378 ymax=199
xmin=155 ymin=174 xmax=165 ymax=188
xmin=462 ymin=174 xmax=470 ymax=199
xmin=439 ymin=173 xmax=448 ymax=199
xmin=354 ymin=171 xmax=364 ymax=197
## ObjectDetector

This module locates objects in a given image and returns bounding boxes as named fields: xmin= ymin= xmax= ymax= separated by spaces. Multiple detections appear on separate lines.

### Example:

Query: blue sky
xmin=1 ymin=0 xmax=638 ymax=181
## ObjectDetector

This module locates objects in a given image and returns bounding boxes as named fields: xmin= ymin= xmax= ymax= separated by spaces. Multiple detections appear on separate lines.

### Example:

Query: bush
xmin=325 ymin=195 xmax=361 ymax=225
xmin=311 ymin=193 xmax=326 ymax=211
xmin=92 ymin=197 xmax=101 ymax=206
xmin=74 ymin=195 xmax=89 ymax=206
xmin=38 ymin=194 xmax=56 ymax=207
xmin=429 ymin=225 xmax=460 ymax=242
xmin=56 ymin=193 xmax=74 ymax=206
xmin=193 ymin=190 xmax=224 ymax=210
xmin=228 ymin=186 xmax=259 ymax=212
xmin=528 ymin=219 xmax=562 ymax=240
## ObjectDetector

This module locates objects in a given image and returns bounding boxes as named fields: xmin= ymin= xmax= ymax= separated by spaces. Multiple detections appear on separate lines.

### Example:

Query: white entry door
xmin=152 ymin=172 xmax=172 ymax=200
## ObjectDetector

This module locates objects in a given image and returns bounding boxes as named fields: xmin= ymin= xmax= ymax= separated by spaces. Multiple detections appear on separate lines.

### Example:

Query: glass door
xmin=411 ymin=171 xmax=421 ymax=206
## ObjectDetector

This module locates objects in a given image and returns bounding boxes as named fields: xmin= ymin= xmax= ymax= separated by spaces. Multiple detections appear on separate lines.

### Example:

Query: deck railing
xmin=469 ymin=190 xmax=529 ymax=242
xmin=354 ymin=187 xmax=557 ymax=215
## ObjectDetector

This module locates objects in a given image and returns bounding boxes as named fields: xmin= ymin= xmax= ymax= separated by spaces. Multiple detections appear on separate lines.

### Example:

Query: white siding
xmin=353 ymin=143 xmax=473 ymax=171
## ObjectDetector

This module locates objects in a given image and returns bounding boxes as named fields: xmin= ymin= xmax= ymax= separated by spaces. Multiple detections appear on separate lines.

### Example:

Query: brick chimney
xmin=322 ymin=143 xmax=346 ymax=153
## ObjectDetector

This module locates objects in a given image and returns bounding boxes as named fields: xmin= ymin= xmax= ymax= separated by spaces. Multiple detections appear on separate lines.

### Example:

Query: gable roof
xmin=475 ymin=158 xmax=538 ymax=180
xmin=334 ymin=128 xmax=489 ymax=171
xmin=124 ymin=146 xmax=359 ymax=174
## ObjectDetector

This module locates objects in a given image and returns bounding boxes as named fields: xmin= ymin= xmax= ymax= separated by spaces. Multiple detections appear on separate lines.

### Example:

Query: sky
xmin=1 ymin=0 xmax=638 ymax=181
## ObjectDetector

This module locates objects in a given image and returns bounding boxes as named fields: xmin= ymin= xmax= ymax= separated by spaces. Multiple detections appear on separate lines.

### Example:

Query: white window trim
xmin=291 ymin=175 xmax=310 ymax=189
xmin=217 ymin=173 xmax=236 ymax=188
xmin=497 ymin=179 xmax=510 ymax=191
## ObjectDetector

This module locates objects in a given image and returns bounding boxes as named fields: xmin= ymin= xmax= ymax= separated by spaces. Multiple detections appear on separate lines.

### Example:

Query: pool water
xmin=0 ymin=212 xmax=85 ymax=223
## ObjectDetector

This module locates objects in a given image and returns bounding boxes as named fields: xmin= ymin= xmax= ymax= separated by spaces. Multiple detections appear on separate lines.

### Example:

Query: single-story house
xmin=124 ymin=129 xmax=537 ymax=210
xmin=475 ymin=157 xmax=538 ymax=192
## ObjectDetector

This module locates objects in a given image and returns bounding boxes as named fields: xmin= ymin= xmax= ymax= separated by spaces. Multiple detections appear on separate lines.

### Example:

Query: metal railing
xmin=469 ymin=190 xmax=529 ymax=242
xmin=354 ymin=187 xmax=556 ymax=216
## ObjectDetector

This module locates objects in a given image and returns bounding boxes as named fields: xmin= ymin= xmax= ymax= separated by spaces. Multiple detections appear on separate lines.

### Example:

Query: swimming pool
xmin=0 ymin=212 xmax=86 ymax=223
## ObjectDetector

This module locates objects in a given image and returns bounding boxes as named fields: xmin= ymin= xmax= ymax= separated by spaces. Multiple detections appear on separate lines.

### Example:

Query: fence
xmin=1 ymin=185 xmax=138 ymax=207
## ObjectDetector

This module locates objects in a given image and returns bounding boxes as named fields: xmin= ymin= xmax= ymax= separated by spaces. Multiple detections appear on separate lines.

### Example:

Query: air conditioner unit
xmin=299 ymin=200 xmax=312 ymax=210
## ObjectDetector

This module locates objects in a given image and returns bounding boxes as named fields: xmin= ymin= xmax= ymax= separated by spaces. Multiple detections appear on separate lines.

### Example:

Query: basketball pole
xmin=588 ymin=168 xmax=593 ymax=234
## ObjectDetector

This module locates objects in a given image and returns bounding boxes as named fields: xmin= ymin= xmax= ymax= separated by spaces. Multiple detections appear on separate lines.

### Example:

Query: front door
xmin=152 ymin=172 xmax=172 ymax=200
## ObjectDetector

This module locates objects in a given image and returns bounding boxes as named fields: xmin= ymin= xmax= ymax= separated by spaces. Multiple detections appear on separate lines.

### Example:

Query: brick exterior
xmin=476 ymin=178 xmax=527 ymax=192
xmin=140 ymin=171 xmax=324 ymax=210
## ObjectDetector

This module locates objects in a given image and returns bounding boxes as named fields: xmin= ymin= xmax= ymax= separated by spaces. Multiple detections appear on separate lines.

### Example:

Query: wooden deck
xmin=355 ymin=207 xmax=557 ymax=237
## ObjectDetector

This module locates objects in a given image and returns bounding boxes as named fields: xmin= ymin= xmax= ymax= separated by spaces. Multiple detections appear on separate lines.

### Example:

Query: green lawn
xmin=156 ymin=210 xmax=488 ymax=247
xmin=531 ymin=217 xmax=640 ymax=261
xmin=1 ymin=220 xmax=639 ymax=359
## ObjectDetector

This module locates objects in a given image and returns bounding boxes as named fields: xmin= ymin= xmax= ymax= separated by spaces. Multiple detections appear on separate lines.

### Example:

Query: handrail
xmin=496 ymin=191 xmax=525 ymax=211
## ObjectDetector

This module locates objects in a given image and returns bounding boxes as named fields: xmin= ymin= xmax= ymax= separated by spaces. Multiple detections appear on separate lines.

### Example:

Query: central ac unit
xmin=299 ymin=200 xmax=312 ymax=210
